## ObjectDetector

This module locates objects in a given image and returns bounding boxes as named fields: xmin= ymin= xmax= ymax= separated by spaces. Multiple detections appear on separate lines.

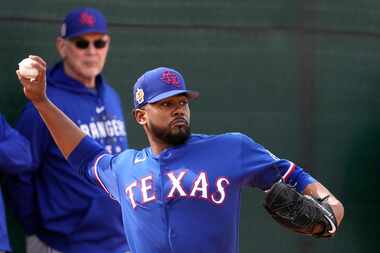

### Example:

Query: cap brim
xmin=148 ymin=89 xmax=199 ymax=104
xmin=65 ymin=29 xmax=108 ymax=39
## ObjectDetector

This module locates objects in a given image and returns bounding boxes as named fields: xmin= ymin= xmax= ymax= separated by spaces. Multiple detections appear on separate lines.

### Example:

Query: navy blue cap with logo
xmin=60 ymin=7 xmax=108 ymax=39
xmin=133 ymin=67 xmax=199 ymax=109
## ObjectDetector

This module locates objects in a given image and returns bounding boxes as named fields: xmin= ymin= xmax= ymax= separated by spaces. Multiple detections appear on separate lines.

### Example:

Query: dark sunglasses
xmin=70 ymin=38 xmax=108 ymax=49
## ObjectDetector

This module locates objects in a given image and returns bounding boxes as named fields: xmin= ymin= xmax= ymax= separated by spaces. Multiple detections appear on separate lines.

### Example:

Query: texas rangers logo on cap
xmin=132 ymin=67 xmax=199 ymax=109
xmin=160 ymin=71 xmax=180 ymax=87
xmin=135 ymin=88 xmax=145 ymax=105
xmin=60 ymin=7 xmax=108 ymax=39
xmin=79 ymin=12 xmax=96 ymax=27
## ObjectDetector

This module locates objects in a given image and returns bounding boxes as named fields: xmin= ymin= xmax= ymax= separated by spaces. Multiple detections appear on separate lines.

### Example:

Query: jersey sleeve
xmin=67 ymin=136 xmax=120 ymax=202
xmin=87 ymin=154 xmax=121 ymax=202
xmin=0 ymin=115 xmax=32 ymax=173
xmin=2 ymin=108 xmax=43 ymax=234
xmin=239 ymin=133 xmax=316 ymax=192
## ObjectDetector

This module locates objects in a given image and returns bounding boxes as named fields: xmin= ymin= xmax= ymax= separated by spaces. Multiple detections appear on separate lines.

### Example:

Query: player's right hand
xmin=16 ymin=55 xmax=48 ymax=105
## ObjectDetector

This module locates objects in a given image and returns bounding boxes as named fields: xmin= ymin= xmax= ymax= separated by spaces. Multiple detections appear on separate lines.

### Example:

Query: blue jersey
xmin=69 ymin=132 xmax=316 ymax=253
xmin=0 ymin=114 xmax=33 ymax=252
xmin=5 ymin=63 xmax=129 ymax=253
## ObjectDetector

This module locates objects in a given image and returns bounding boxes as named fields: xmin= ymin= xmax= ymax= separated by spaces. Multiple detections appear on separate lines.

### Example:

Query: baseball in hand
xmin=18 ymin=57 xmax=39 ymax=80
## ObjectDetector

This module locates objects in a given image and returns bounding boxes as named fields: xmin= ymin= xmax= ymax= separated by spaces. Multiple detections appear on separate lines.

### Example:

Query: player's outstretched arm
xmin=16 ymin=55 xmax=86 ymax=159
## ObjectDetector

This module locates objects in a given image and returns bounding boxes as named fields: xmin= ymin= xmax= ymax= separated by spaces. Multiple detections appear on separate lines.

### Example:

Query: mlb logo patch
xmin=135 ymin=88 xmax=145 ymax=105
xmin=160 ymin=71 xmax=180 ymax=87
xmin=60 ymin=23 xmax=67 ymax=37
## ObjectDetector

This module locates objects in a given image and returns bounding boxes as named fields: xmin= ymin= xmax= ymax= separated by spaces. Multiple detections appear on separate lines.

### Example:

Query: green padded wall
xmin=1 ymin=1 xmax=378 ymax=252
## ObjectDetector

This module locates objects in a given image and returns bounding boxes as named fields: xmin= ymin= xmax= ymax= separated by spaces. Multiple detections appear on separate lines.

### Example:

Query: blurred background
xmin=1 ymin=0 xmax=379 ymax=252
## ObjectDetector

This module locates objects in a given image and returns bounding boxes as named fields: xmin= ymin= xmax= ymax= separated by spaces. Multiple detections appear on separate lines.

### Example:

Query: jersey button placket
xmin=159 ymin=152 xmax=174 ymax=252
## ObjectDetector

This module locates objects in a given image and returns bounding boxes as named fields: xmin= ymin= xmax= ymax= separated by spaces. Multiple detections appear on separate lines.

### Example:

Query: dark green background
xmin=1 ymin=1 xmax=378 ymax=252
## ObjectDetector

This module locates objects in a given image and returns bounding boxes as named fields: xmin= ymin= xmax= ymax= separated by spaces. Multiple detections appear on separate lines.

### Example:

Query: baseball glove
xmin=264 ymin=180 xmax=337 ymax=238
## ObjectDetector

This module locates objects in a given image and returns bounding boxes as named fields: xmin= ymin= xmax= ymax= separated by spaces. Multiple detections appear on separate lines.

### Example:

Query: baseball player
xmin=0 ymin=114 xmax=33 ymax=253
xmin=18 ymin=56 xmax=344 ymax=253
xmin=6 ymin=7 xmax=129 ymax=253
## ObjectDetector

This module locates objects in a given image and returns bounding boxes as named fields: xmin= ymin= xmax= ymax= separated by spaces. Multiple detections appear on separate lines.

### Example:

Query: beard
xmin=148 ymin=119 xmax=191 ymax=146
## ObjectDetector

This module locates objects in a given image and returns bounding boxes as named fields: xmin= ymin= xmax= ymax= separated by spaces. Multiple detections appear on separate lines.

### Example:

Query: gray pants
xmin=26 ymin=236 xmax=62 ymax=253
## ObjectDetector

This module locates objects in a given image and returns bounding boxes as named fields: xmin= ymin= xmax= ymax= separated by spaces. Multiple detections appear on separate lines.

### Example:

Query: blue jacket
xmin=5 ymin=62 xmax=129 ymax=253
xmin=0 ymin=114 xmax=33 ymax=252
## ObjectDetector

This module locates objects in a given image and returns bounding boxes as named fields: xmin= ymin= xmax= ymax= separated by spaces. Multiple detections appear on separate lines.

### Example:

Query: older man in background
xmin=6 ymin=7 xmax=129 ymax=253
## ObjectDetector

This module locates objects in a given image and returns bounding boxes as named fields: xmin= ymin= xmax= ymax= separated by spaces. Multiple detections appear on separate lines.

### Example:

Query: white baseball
xmin=18 ymin=58 xmax=39 ymax=80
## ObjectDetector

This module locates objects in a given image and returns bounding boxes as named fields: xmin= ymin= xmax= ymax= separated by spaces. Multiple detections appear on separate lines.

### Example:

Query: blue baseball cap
xmin=60 ymin=7 xmax=108 ymax=39
xmin=133 ymin=67 xmax=199 ymax=109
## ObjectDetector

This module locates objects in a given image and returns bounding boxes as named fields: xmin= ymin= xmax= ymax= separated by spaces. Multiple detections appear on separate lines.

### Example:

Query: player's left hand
xmin=16 ymin=55 xmax=48 ymax=105
xmin=264 ymin=180 xmax=337 ymax=238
